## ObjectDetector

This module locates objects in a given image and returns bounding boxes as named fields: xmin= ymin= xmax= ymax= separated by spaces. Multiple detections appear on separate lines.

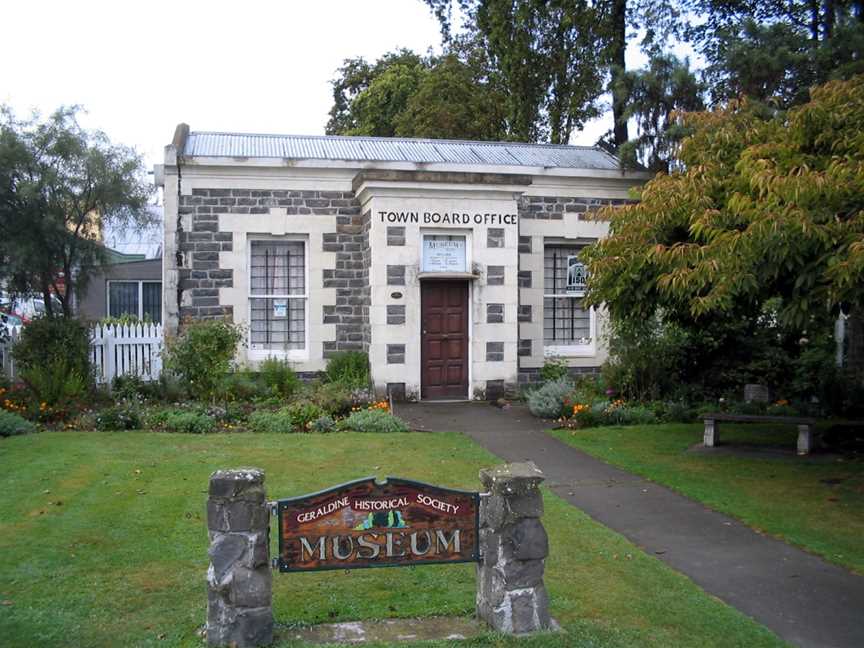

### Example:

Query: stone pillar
xmin=797 ymin=424 xmax=813 ymax=455
xmin=476 ymin=461 xmax=551 ymax=634
xmin=206 ymin=469 xmax=273 ymax=647
xmin=703 ymin=418 xmax=719 ymax=447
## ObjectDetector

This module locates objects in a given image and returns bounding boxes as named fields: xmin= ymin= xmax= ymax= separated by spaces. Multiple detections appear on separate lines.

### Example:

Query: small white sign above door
xmin=422 ymin=236 xmax=466 ymax=273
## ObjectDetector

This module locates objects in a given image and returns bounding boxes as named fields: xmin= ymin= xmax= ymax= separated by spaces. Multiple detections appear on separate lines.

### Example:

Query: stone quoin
xmin=157 ymin=128 xmax=649 ymax=399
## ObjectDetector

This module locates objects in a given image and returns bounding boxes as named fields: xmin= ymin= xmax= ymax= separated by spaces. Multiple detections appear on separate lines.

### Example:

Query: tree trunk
xmin=808 ymin=0 xmax=821 ymax=41
xmin=40 ymin=274 xmax=54 ymax=318
xmin=823 ymin=0 xmax=835 ymax=39
xmin=610 ymin=0 xmax=629 ymax=148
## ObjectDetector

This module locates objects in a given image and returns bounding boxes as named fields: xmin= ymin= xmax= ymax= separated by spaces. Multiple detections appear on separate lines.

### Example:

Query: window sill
xmin=248 ymin=348 xmax=308 ymax=363
xmin=543 ymin=344 xmax=596 ymax=358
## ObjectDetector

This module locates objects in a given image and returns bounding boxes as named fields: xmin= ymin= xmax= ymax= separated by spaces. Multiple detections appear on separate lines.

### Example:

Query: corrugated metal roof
xmin=182 ymin=131 xmax=620 ymax=170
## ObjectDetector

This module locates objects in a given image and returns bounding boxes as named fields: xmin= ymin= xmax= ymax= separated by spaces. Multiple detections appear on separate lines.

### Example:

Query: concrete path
xmin=396 ymin=401 xmax=864 ymax=648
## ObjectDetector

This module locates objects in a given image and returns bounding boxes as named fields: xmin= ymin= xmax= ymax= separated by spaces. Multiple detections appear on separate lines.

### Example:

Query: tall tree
xmin=683 ymin=0 xmax=864 ymax=107
xmin=606 ymin=0 xmax=630 ymax=146
xmin=326 ymin=43 xmax=510 ymax=140
xmin=615 ymin=53 xmax=704 ymax=171
xmin=326 ymin=50 xmax=429 ymax=137
xmin=394 ymin=45 xmax=510 ymax=140
xmin=0 ymin=106 xmax=152 ymax=317
xmin=423 ymin=0 xmax=605 ymax=143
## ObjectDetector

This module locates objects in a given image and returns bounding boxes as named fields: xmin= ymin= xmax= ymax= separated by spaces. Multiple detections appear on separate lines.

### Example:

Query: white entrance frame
xmin=418 ymin=228 xmax=474 ymax=401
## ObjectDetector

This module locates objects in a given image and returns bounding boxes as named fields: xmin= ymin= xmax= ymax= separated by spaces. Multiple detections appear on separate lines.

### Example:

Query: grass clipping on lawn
xmin=0 ymin=432 xmax=783 ymax=648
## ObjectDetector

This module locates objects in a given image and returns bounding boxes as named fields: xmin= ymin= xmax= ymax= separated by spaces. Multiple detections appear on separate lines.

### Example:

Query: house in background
xmin=76 ymin=207 xmax=165 ymax=323
xmin=76 ymin=252 xmax=163 ymax=323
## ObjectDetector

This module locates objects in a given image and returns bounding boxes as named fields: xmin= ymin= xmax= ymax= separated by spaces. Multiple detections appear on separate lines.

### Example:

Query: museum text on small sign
xmin=276 ymin=477 xmax=480 ymax=572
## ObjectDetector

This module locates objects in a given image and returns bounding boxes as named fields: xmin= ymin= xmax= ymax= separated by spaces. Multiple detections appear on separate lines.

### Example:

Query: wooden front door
xmin=421 ymin=281 xmax=469 ymax=400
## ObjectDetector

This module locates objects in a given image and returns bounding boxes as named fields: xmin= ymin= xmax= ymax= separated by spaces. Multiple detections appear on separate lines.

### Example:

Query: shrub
xmin=766 ymin=401 xmax=799 ymax=417
xmin=259 ymin=356 xmax=301 ymax=399
xmin=602 ymin=316 xmax=689 ymax=402
xmin=146 ymin=408 xmax=215 ymax=434
xmin=219 ymin=371 xmax=268 ymax=402
xmin=98 ymin=314 xmax=154 ymax=327
xmin=539 ymin=356 xmax=569 ymax=382
xmin=111 ymin=374 xmax=149 ymax=402
xmin=571 ymin=406 xmax=603 ymax=429
xmin=310 ymin=415 xmax=336 ymax=433
xmin=94 ymin=403 xmax=142 ymax=431
xmin=338 ymin=409 xmax=410 ymax=433
xmin=325 ymin=351 xmax=370 ymax=388
xmin=163 ymin=319 xmax=243 ymax=401
xmin=21 ymin=359 xmax=88 ymax=410
xmin=733 ymin=400 xmax=766 ymax=416
xmin=13 ymin=317 xmax=92 ymax=408
xmin=284 ymin=400 xmax=326 ymax=432
xmin=156 ymin=373 xmax=188 ymax=403
xmin=527 ymin=377 xmax=574 ymax=419
xmin=654 ymin=401 xmax=695 ymax=423
xmin=12 ymin=316 xmax=91 ymax=382
xmin=312 ymin=382 xmax=354 ymax=416
xmin=0 ymin=410 xmax=36 ymax=437
xmin=247 ymin=410 xmax=295 ymax=434
xmin=607 ymin=405 xmax=658 ymax=426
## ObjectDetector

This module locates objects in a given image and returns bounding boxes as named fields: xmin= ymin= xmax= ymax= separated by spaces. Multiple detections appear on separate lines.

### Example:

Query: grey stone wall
xmin=386 ymin=305 xmax=406 ymax=325
xmin=386 ymin=226 xmax=405 ymax=246
xmin=517 ymin=195 xmax=631 ymax=220
xmin=176 ymin=189 xmax=370 ymax=355
xmin=206 ymin=469 xmax=272 ymax=647
xmin=518 ymin=366 xmax=600 ymax=386
xmin=324 ymin=207 xmax=371 ymax=355
xmin=487 ymin=266 xmax=505 ymax=285
xmin=487 ymin=228 xmax=505 ymax=248
xmin=387 ymin=344 xmax=406 ymax=364
xmin=476 ymin=462 xmax=551 ymax=634
xmin=486 ymin=303 xmax=504 ymax=324
xmin=486 ymin=342 xmax=504 ymax=362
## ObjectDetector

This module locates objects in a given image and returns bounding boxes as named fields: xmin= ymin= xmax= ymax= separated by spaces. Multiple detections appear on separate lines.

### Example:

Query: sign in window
xmin=249 ymin=239 xmax=306 ymax=351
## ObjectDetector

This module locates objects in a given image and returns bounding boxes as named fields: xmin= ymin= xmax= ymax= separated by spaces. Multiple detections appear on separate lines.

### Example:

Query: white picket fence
xmin=0 ymin=323 xmax=163 ymax=385
xmin=91 ymin=324 xmax=164 ymax=384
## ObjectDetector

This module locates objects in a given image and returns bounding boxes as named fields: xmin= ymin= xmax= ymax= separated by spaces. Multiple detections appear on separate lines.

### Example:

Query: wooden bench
xmin=702 ymin=413 xmax=819 ymax=455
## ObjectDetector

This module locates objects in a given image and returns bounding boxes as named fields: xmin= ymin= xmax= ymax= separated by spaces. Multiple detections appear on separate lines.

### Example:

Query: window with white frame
xmin=543 ymin=245 xmax=592 ymax=351
xmin=108 ymin=281 xmax=161 ymax=323
xmin=249 ymin=239 xmax=306 ymax=353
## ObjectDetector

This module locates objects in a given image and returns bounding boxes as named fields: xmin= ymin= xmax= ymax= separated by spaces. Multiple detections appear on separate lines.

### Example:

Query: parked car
xmin=0 ymin=292 xmax=61 ymax=323
xmin=0 ymin=309 xmax=22 ymax=346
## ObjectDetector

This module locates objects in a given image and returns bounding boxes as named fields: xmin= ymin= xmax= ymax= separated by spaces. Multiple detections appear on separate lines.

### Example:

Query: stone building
xmin=156 ymin=125 xmax=648 ymax=400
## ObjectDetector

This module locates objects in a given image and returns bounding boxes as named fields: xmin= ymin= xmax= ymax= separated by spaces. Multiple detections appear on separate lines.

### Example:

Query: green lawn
xmin=551 ymin=423 xmax=864 ymax=574
xmin=0 ymin=431 xmax=783 ymax=647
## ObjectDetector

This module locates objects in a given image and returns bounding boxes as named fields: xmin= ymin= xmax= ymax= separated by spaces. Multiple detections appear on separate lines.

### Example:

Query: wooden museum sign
xmin=276 ymin=477 xmax=480 ymax=572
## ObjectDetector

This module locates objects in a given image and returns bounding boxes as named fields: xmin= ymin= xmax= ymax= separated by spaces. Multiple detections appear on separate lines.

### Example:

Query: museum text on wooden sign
xmin=276 ymin=477 xmax=480 ymax=572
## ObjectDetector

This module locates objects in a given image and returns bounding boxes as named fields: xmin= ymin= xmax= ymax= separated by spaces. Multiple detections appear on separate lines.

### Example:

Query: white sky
xmin=1 ymin=0 xmax=670 ymax=175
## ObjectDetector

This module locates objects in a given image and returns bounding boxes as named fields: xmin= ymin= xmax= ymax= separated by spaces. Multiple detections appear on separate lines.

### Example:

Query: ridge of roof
xmin=187 ymin=129 xmax=607 ymax=152
xmin=179 ymin=128 xmax=625 ymax=171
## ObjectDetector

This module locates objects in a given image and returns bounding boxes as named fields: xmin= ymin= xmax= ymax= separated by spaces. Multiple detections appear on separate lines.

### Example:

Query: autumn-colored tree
xmin=584 ymin=75 xmax=864 ymax=368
